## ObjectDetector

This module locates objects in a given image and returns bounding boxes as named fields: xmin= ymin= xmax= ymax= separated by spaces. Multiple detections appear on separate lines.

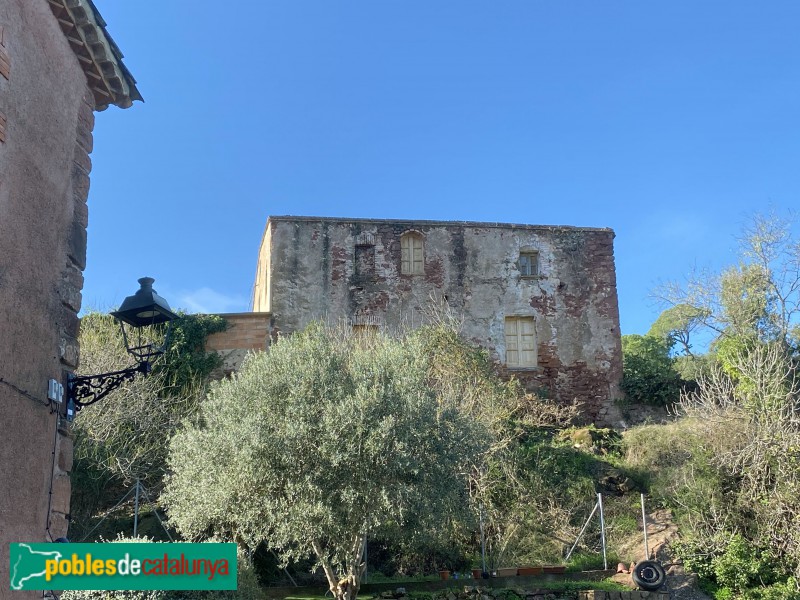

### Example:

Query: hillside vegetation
xmin=618 ymin=214 xmax=800 ymax=600
xmin=67 ymin=214 xmax=800 ymax=600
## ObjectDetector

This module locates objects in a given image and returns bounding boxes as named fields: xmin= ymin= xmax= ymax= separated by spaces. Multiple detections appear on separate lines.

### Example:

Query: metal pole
xmin=479 ymin=504 xmax=487 ymax=575
xmin=597 ymin=493 xmax=607 ymax=571
xmin=565 ymin=501 xmax=600 ymax=561
xmin=270 ymin=550 xmax=298 ymax=587
xmin=133 ymin=479 xmax=140 ymax=538
xmin=641 ymin=493 xmax=649 ymax=560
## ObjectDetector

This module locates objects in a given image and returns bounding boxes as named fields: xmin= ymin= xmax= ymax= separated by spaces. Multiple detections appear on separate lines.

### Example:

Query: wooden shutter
xmin=505 ymin=317 xmax=536 ymax=367
xmin=504 ymin=318 xmax=519 ymax=366
xmin=411 ymin=235 xmax=423 ymax=274
xmin=401 ymin=235 xmax=410 ymax=274
xmin=519 ymin=317 xmax=536 ymax=366
xmin=401 ymin=233 xmax=424 ymax=274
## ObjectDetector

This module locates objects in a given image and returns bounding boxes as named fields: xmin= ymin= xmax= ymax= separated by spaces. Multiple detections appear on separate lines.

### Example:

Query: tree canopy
xmin=163 ymin=323 xmax=490 ymax=600
xmin=660 ymin=213 xmax=800 ymax=363
xmin=647 ymin=303 xmax=709 ymax=357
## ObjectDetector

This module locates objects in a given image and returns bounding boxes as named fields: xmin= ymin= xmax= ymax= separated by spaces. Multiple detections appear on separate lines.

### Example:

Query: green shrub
xmin=743 ymin=578 xmax=800 ymax=600
xmin=673 ymin=535 xmax=796 ymax=600
xmin=620 ymin=335 xmax=682 ymax=406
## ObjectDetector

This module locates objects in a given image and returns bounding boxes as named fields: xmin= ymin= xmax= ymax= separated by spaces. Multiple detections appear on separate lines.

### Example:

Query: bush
xmin=672 ymin=534 xmax=797 ymax=600
xmin=621 ymin=335 xmax=682 ymax=406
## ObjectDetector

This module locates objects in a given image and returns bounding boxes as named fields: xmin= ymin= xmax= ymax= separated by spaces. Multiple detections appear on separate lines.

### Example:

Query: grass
xmin=364 ymin=574 xmax=440 ymax=584
xmin=565 ymin=551 xmax=621 ymax=573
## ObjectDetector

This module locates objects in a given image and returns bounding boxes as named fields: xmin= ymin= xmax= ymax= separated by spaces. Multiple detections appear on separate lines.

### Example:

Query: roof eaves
xmin=266 ymin=215 xmax=615 ymax=234
xmin=47 ymin=0 xmax=142 ymax=111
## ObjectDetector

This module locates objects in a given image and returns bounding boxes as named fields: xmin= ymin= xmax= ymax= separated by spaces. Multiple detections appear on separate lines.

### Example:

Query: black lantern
xmin=66 ymin=277 xmax=179 ymax=420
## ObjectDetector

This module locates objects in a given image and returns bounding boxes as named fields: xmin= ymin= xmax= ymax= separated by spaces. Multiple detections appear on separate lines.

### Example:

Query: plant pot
xmin=542 ymin=565 xmax=566 ymax=574
xmin=472 ymin=569 xmax=483 ymax=580
xmin=496 ymin=567 xmax=517 ymax=578
xmin=439 ymin=570 xmax=451 ymax=580
xmin=517 ymin=566 xmax=543 ymax=577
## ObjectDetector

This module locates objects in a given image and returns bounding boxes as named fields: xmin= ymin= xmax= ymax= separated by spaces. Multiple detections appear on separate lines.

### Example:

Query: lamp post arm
xmin=67 ymin=362 xmax=151 ymax=411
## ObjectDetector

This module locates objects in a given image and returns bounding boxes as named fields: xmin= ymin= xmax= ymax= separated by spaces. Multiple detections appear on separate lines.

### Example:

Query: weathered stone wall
xmin=253 ymin=217 xmax=623 ymax=425
xmin=0 ymin=1 xmax=94 ymax=595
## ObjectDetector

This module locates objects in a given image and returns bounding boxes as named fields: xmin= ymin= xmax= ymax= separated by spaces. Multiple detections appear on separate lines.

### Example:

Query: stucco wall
xmin=0 ymin=0 xmax=94 ymax=595
xmin=254 ymin=217 xmax=623 ymax=425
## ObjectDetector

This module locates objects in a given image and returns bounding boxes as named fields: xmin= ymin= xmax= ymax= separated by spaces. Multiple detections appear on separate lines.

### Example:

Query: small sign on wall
xmin=47 ymin=379 xmax=64 ymax=404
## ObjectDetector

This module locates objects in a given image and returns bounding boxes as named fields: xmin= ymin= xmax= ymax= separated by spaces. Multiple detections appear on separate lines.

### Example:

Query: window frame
xmin=518 ymin=249 xmax=540 ymax=278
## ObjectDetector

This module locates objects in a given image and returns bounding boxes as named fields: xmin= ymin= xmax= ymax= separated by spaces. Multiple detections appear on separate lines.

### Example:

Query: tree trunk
xmin=312 ymin=536 xmax=367 ymax=600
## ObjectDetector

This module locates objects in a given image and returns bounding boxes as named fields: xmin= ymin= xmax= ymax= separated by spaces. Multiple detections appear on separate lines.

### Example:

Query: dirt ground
xmin=611 ymin=509 xmax=712 ymax=600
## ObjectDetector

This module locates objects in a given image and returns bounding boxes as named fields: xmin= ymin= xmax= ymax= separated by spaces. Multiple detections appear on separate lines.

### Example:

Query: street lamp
xmin=65 ymin=277 xmax=179 ymax=420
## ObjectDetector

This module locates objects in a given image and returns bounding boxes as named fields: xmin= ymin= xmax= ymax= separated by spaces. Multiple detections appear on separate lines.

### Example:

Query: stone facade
xmin=252 ymin=217 xmax=623 ymax=425
xmin=0 ymin=1 xmax=137 ymax=596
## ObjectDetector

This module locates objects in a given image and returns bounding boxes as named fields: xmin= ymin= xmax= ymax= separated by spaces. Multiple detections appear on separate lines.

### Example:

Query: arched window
xmin=400 ymin=231 xmax=424 ymax=275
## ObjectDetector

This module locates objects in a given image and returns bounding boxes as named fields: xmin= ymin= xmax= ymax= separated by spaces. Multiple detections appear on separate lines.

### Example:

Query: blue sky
xmin=83 ymin=1 xmax=800 ymax=335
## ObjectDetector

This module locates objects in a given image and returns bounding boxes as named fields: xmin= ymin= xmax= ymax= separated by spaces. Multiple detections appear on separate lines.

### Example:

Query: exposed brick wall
xmin=205 ymin=313 xmax=272 ymax=377
xmin=206 ymin=313 xmax=272 ymax=352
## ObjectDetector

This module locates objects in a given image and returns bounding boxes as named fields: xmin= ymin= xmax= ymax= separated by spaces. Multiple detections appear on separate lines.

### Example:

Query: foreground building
xmin=248 ymin=216 xmax=623 ymax=424
xmin=0 ymin=1 xmax=139 ymax=595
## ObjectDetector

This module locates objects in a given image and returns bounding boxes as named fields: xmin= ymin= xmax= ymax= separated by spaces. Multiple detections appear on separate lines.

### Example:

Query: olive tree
xmin=163 ymin=323 xmax=488 ymax=600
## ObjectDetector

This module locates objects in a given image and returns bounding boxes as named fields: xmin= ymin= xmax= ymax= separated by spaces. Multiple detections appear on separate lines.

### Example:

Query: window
xmin=352 ymin=313 xmax=381 ymax=334
xmin=518 ymin=250 xmax=539 ymax=277
xmin=505 ymin=316 xmax=537 ymax=368
xmin=355 ymin=244 xmax=375 ymax=277
xmin=352 ymin=323 xmax=378 ymax=336
xmin=401 ymin=232 xmax=424 ymax=275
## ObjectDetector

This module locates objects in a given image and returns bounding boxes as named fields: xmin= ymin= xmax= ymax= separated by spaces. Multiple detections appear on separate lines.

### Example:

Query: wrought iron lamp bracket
xmin=67 ymin=361 xmax=151 ymax=411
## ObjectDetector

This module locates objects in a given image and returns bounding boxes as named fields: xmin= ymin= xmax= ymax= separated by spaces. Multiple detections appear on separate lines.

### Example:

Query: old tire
xmin=631 ymin=560 xmax=666 ymax=591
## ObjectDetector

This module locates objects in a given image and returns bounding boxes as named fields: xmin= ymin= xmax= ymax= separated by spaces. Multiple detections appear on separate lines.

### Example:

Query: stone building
xmin=0 ymin=0 xmax=139 ymax=595
xmin=250 ymin=216 xmax=623 ymax=424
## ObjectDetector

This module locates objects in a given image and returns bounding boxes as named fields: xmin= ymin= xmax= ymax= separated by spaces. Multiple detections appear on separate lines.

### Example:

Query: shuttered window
xmin=505 ymin=316 xmax=537 ymax=368
xmin=401 ymin=232 xmax=424 ymax=275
